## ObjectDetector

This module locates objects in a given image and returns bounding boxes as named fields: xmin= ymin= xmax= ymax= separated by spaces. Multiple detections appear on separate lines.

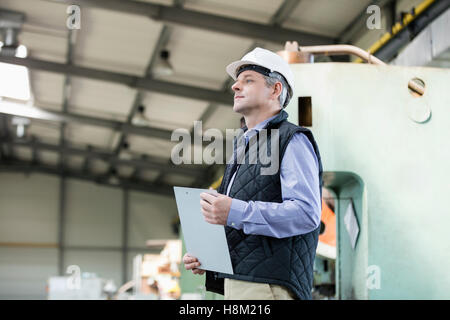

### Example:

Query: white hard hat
xmin=226 ymin=47 xmax=295 ymax=96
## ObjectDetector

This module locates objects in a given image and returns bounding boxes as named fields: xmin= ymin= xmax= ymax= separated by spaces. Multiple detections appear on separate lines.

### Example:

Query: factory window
xmin=298 ymin=96 xmax=312 ymax=127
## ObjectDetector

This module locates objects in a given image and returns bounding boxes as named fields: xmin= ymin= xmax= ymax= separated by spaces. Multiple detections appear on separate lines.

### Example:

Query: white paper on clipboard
xmin=173 ymin=186 xmax=233 ymax=275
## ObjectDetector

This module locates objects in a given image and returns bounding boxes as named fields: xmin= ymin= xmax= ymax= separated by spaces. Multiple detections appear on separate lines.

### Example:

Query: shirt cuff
xmin=226 ymin=198 xmax=247 ymax=230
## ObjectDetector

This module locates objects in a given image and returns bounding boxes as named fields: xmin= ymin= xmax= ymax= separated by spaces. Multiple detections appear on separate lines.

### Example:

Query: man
xmin=183 ymin=47 xmax=323 ymax=300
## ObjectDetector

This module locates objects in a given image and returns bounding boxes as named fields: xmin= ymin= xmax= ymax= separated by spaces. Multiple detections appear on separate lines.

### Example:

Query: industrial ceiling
xmin=0 ymin=0 xmax=447 ymax=195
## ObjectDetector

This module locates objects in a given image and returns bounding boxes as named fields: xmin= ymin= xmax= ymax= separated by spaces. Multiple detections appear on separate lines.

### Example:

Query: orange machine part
xmin=319 ymin=199 xmax=336 ymax=247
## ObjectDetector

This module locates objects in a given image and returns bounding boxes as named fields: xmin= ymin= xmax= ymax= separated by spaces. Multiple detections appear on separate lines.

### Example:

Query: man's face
xmin=231 ymin=70 xmax=272 ymax=114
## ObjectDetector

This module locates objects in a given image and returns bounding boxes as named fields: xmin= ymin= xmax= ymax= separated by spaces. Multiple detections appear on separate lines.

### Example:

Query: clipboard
xmin=173 ymin=186 xmax=234 ymax=275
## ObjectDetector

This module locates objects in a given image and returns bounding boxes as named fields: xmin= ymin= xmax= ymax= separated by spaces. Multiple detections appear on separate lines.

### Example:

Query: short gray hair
xmin=263 ymin=72 xmax=291 ymax=108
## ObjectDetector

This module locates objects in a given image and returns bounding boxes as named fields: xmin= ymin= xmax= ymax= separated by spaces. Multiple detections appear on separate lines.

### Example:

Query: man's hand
xmin=183 ymin=253 xmax=205 ymax=275
xmin=200 ymin=191 xmax=232 ymax=225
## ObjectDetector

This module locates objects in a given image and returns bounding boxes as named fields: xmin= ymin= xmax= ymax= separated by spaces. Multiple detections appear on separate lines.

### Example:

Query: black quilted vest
xmin=205 ymin=110 xmax=323 ymax=300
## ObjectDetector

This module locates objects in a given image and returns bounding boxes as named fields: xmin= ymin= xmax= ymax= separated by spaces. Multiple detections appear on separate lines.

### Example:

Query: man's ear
xmin=272 ymin=82 xmax=283 ymax=100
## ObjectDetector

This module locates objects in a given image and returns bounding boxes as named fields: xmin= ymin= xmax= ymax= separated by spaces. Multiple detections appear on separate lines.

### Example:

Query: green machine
xmin=285 ymin=62 xmax=450 ymax=299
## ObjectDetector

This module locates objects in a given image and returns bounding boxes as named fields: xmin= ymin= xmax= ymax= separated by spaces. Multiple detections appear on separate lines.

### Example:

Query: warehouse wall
xmin=0 ymin=172 xmax=179 ymax=299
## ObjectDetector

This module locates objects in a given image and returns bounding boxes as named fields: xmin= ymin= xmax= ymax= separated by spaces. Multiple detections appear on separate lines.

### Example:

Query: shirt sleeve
xmin=226 ymin=132 xmax=322 ymax=238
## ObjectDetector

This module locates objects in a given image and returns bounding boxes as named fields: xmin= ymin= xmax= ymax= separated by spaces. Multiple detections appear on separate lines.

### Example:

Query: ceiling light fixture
xmin=119 ymin=141 xmax=134 ymax=160
xmin=0 ymin=41 xmax=29 ymax=58
xmin=131 ymin=105 xmax=150 ymax=127
xmin=11 ymin=116 xmax=30 ymax=138
xmin=0 ymin=24 xmax=27 ymax=58
xmin=108 ymin=168 xmax=120 ymax=185
xmin=15 ymin=44 xmax=28 ymax=58
xmin=153 ymin=49 xmax=174 ymax=77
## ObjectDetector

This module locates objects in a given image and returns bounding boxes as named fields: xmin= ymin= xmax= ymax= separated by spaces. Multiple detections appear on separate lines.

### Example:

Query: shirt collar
xmin=245 ymin=112 xmax=281 ymax=138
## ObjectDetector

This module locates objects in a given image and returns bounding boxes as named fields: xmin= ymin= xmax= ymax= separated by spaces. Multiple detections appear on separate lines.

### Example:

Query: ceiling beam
xmin=269 ymin=0 xmax=302 ymax=26
xmin=81 ymin=144 xmax=92 ymax=173
xmin=0 ymin=101 xmax=227 ymax=152
xmin=0 ymin=115 xmax=14 ymax=159
xmin=2 ymin=137 xmax=207 ymax=178
xmin=0 ymin=55 xmax=233 ymax=105
xmin=0 ymin=158 xmax=175 ymax=196
xmin=31 ymin=135 xmax=39 ymax=164
xmin=0 ymin=9 xmax=25 ymax=29
xmin=0 ymin=101 xmax=174 ymax=140
xmin=59 ymin=28 xmax=76 ymax=170
xmin=51 ymin=0 xmax=334 ymax=45
xmin=173 ymin=0 xmax=187 ymax=8
xmin=145 ymin=24 xmax=173 ymax=76
xmin=112 ymin=91 xmax=143 ymax=156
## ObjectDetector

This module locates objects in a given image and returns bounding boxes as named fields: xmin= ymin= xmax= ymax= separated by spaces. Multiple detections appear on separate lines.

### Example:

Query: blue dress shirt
xmin=226 ymin=112 xmax=322 ymax=239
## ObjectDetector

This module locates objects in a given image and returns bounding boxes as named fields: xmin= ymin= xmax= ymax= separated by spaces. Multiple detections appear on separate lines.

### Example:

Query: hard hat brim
xmin=226 ymin=60 xmax=267 ymax=80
